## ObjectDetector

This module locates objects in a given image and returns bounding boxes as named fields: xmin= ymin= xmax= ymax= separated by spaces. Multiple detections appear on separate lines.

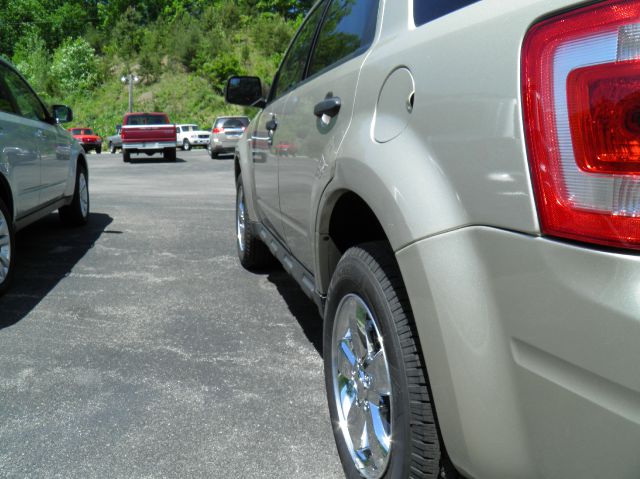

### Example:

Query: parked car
xmin=120 ymin=112 xmax=177 ymax=162
xmin=0 ymin=58 xmax=90 ymax=295
xmin=226 ymin=0 xmax=640 ymax=478
xmin=68 ymin=127 xmax=102 ymax=154
xmin=207 ymin=116 xmax=249 ymax=158
xmin=176 ymin=124 xmax=210 ymax=150
xmin=107 ymin=124 xmax=122 ymax=154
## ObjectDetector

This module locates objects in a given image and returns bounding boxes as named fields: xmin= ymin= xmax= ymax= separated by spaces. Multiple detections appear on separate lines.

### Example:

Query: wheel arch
xmin=0 ymin=173 xmax=14 ymax=222
xmin=77 ymin=153 xmax=88 ymax=179
xmin=316 ymin=189 xmax=390 ymax=295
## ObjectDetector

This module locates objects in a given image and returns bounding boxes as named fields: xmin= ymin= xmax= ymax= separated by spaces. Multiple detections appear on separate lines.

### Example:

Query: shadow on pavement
xmin=127 ymin=156 xmax=187 ymax=163
xmin=0 ymin=212 xmax=113 ymax=329
xmin=267 ymin=269 xmax=324 ymax=357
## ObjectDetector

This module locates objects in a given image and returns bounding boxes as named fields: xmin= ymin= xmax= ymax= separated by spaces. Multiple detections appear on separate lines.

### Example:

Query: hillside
xmin=67 ymin=70 xmax=250 ymax=138
xmin=0 ymin=0 xmax=312 ymax=137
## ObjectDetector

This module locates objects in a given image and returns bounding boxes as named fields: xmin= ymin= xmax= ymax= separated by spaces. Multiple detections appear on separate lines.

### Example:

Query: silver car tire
xmin=59 ymin=164 xmax=89 ymax=227
xmin=324 ymin=242 xmax=457 ymax=479
xmin=0 ymin=197 xmax=15 ymax=296
xmin=235 ymin=176 xmax=275 ymax=270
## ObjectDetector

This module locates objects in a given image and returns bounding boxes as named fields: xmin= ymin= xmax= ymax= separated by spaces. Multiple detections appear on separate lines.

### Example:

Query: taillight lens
xmin=523 ymin=0 xmax=640 ymax=249
xmin=213 ymin=127 xmax=221 ymax=134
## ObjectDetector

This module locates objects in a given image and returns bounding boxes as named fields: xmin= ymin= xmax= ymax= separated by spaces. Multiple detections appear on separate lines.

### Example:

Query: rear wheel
xmin=210 ymin=148 xmax=217 ymax=159
xmin=164 ymin=148 xmax=177 ymax=161
xmin=182 ymin=139 xmax=191 ymax=151
xmin=123 ymin=150 xmax=130 ymax=162
xmin=0 ymin=197 xmax=15 ymax=296
xmin=324 ymin=242 xmax=454 ymax=479
xmin=96 ymin=146 xmax=101 ymax=154
xmin=109 ymin=142 xmax=116 ymax=154
xmin=59 ymin=163 xmax=89 ymax=226
xmin=235 ymin=176 xmax=274 ymax=270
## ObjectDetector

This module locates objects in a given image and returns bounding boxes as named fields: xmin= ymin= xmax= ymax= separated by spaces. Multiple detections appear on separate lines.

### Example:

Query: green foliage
xmin=200 ymin=53 xmax=245 ymax=93
xmin=12 ymin=32 xmax=51 ymax=96
xmin=0 ymin=0 xmax=310 ymax=138
xmin=51 ymin=38 xmax=99 ymax=95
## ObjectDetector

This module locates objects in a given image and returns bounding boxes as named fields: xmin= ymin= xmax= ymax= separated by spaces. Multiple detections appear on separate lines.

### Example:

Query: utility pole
xmin=120 ymin=74 xmax=140 ymax=112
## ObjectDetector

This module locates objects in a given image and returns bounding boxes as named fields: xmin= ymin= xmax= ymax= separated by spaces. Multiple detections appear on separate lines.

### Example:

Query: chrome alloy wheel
xmin=79 ymin=172 xmax=89 ymax=219
xmin=332 ymin=294 xmax=392 ymax=478
xmin=0 ymin=207 xmax=11 ymax=283
xmin=236 ymin=184 xmax=246 ymax=252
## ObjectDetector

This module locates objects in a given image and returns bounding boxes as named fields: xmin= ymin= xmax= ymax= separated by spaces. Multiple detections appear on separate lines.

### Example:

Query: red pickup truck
xmin=120 ymin=112 xmax=177 ymax=162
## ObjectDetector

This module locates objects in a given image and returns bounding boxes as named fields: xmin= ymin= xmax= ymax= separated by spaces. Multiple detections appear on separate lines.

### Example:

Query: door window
xmin=0 ymin=64 xmax=48 ymax=122
xmin=413 ymin=0 xmax=479 ymax=26
xmin=269 ymin=2 xmax=327 ymax=101
xmin=308 ymin=0 xmax=379 ymax=78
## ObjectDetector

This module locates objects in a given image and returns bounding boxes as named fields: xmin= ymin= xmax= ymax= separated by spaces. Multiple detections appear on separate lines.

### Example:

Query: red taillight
xmin=568 ymin=60 xmax=640 ymax=175
xmin=121 ymin=129 xmax=126 ymax=140
xmin=213 ymin=127 xmax=221 ymax=134
xmin=523 ymin=0 xmax=640 ymax=250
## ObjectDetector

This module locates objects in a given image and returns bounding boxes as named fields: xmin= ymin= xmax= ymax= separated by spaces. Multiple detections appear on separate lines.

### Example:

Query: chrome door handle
xmin=266 ymin=118 xmax=278 ymax=131
xmin=314 ymin=96 xmax=341 ymax=118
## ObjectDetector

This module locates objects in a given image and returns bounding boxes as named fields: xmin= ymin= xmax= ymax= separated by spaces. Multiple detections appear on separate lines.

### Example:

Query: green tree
xmin=12 ymin=31 xmax=52 ymax=96
xmin=50 ymin=37 xmax=99 ymax=95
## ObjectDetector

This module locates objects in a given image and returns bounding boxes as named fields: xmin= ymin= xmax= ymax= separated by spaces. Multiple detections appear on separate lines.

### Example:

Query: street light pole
xmin=121 ymin=74 xmax=140 ymax=113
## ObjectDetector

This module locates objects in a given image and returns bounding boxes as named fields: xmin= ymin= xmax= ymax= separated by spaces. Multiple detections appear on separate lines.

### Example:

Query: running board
xmin=255 ymin=222 xmax=325 ymax=315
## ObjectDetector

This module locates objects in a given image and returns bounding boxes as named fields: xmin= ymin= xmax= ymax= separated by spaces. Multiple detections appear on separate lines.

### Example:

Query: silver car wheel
xmin=0 ymin=207 xmax=11 ymax=283
xmin=79 ymin=172 xmax=89 ymax=219
xmin=236 ymin=184 xmax=246 ymax=253
xmin=332 ymin=294 xmax=392 ymax=479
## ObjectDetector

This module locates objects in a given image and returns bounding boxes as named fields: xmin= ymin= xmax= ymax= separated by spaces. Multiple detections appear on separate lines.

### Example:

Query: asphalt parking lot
xmin=0 ymin=149 xmax=342 ymax=478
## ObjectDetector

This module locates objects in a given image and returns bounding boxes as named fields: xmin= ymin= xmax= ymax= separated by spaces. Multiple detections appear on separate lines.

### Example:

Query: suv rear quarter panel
xmin=317 ymin=0 xmax=594 ymax=476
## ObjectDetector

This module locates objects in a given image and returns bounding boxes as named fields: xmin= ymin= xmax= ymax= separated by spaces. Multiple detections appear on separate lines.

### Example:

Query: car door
xmin=252 ymin=1 xmax=328 ymax=241
xmin=2 ymin=64 xmax=65 ymax=205
xmin=277 ymin=0 xmax=380 ymax=270
xmin=0 ymin=63 xmax=43 ymax=217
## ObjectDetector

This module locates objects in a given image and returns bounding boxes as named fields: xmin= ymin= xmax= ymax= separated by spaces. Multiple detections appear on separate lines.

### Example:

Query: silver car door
xmin=277 ymin=0 xmax=380 ymax=270
xmin=252 ymin=1 xmax=328 ymax=241
xmin=0 ymin=64 xmax=41 ymax=217
xmin=2 ymin=64 xmax=65 ymax=204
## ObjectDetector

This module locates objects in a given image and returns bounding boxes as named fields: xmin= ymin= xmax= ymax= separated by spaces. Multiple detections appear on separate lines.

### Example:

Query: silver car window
xmin=308 ymin=0 xmax=379 ymax=78
xmin=414 ymin=0 xmax=479 ymax=26
xmin=0 ymin=75 xmax=18 ymax=115
xmin=1 ymin=63 xmax=48 ymax=122
xmin=270 ymin=1 xmax=327 ymax=101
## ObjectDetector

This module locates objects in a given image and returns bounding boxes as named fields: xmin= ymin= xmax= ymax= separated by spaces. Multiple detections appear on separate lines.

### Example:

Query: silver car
xmin=0 ymin=58 xmax=89 ymax=295
xmin=226 ymin=0 xmax=640 ymax=478
xmin=207 ymin=116 xmax=249 ymax=159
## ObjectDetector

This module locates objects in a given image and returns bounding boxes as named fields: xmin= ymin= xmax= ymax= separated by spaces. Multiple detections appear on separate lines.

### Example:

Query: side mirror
xmin=52 ymin=104 xmax=73 ymax=124
xmin=225 ymin=76 xmax=266 ymax=108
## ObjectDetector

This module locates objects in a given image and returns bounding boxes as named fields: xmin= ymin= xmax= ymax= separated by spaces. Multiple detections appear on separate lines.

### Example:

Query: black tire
xmin=164 ymin=148 xmax=177 ymax=161
xmin=182 ymin=139 xmax=191 ymax=151
xmin=96 ymin=146 xmax=102 ymax=154
xmin=59 ymin=163 xmax=89 ymax=227
xmin=235 ymin=176 xmax=274 ymax=270
xmin=109 ymin=142 xmax=116 ymax=154
xmin=0 ymin=197 xmax=15 ymax=296
xmin=210 ymin=148 xmax=217 ymax=159
xmin=123 ymin=150 xmax=130 ymax=162
xmin=324 ymin=242 xmax=455 ymax=479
